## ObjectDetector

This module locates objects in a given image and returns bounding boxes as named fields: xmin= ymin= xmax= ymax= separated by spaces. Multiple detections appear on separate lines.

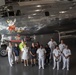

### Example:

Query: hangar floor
xmin=0 ymin=34 xmax=76 ymax=75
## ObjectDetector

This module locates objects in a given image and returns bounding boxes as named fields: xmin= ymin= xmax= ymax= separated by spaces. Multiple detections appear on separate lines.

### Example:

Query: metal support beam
xmin=55 ymin=30 xmax=61 ymax=42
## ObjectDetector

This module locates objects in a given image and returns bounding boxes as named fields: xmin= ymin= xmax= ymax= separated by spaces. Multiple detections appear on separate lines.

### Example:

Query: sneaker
xmin=10 ymin=64 xmax=12 ymax=67
xmin=62 ymin=67 xmax=64 ymax=70
xmin=53 ymin=67 xmax=55 ymax=70
xmin=39 ymin=67 xmax=41 ymax=69
xmin=24 ymin=64 xmax=26 ymax=66
xmin=42 ymin=67 xmax=44 ymax=69
xmin=67 ymin=68 xmax=69 ymax=71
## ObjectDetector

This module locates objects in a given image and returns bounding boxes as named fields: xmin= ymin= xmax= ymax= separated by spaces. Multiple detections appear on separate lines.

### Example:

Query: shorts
xmin=31 ymin=55 xmax=36 ymax=59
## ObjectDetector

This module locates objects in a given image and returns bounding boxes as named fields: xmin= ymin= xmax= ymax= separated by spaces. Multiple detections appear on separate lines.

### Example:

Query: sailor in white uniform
xmin=53 ymin=46 xmax=61 ymax=70
xmin=37 ymin=45 xmax=46 ymax=69
xmin=48 ymin=38 xmax=57 ymax=59
xmin=6 ymin=42 xmax=13 ymax=67
xmin=48 ymin=38 xmax=57 ymax=52
xmin=59 ymin=40 xmax=66 ymax=62
xmin=62 ymin=45 xmax=71 ymax=70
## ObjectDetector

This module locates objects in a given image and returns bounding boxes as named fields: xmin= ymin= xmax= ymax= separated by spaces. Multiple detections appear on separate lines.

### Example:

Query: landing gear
xmin=0 ymin=44 xmax=7 ymax=57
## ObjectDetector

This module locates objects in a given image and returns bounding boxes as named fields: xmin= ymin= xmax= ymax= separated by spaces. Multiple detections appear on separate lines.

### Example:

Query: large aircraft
xmin=0 ymin=0 xmax=76 ymax=56
xmin=0 ymin=0 xmax=76 ymax=36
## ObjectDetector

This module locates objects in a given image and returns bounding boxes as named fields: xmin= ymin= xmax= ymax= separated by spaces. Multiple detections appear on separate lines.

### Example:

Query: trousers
xmin=38 ymin=57 xmax=44 ymax=68
xmin=53 ymin=57 xmax=59 ymax=70
xmin=62 ymin=57 xmax=69 ymax=70
xmin=8 ymin=53 xmax=13 ymax=66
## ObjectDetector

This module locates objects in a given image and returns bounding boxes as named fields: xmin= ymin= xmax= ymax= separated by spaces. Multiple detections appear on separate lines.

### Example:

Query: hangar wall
xmin=0 ymin=0 xmax=5 ymax=6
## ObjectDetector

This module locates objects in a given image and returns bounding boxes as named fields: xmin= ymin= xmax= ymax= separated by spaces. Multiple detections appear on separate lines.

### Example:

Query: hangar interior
xmin=0 ymin=0 xmax=76 ymax=75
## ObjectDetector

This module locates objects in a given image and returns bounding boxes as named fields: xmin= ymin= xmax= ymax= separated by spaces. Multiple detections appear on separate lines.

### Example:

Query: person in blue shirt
xmin=13 ymin=43 xmax=20 ymax=63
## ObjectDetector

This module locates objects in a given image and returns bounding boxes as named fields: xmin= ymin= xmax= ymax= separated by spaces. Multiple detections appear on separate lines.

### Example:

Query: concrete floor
xmin=0 ymin=34 xmax=76 ymax=75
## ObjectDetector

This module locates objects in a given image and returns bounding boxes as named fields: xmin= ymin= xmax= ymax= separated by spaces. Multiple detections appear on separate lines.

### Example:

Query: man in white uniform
xmin=48 ymin=38 xmax=57 ymax=52
xmin=37 ymin=45 xmax=46 ymax=69
xmin=6 ymin=42 xmax=13 ymax=67
xmin=53 ymin=46 xmax=61 ymax=70
xmin=62 ymin=45 xmax=71 ymax=70
xmin=59 ymin=40 xmax=66 ymax=62
xmin=48 ymin=38 xmax=57 ymax=59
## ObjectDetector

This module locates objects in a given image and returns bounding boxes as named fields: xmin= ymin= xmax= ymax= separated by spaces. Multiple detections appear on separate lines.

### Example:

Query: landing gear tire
xmin=0 ymin=49 xmax=7 ymax=57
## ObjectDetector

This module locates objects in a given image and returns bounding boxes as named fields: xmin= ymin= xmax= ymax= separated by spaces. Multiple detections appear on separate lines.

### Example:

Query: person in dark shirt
xmin=30 ymin=43 xmax=37 ymax=66
xmin=13 ymin=43 xmax=20 ymax=63
xmin=45 ymin=44 xmax=51 ymax=65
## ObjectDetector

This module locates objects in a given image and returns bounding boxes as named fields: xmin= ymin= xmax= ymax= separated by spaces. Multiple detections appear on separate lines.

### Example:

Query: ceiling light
xmin=28 ymin=16 xmax=32 ymax=19
xmin=33 ymin=13 xmax=36 ymax=15
xmin=28 ymin=16 xmax=31 ymax=19
xmin=59 ymin=11 xmax=67 ymax=14
xmin=35 ymin=9 xmax=41 ymax=12
xmin=50 ymin=15 xmax=55 ymax=16
xmin=69 ymin=7 xmax=72 ymax=9
xmin=36 ymin=5 xmax=41 ymax=7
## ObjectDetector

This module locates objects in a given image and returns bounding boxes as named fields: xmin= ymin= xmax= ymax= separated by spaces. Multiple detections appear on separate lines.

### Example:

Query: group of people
xmin=6 ymin=38 xmax=71 ymax=71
